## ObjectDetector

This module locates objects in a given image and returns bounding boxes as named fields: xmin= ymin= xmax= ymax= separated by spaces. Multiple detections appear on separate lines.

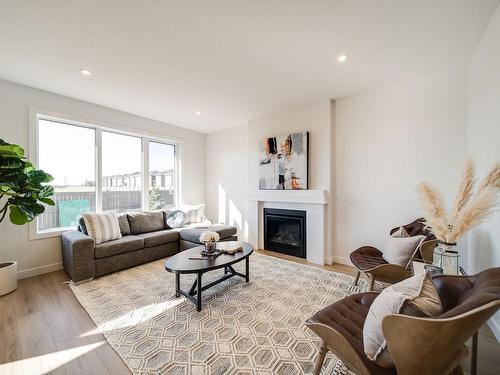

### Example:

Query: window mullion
xmin=142 ymin=138 xmax=150 ymax=210
xmin=96 ymin=129 xmax=103 ymax=212
xmin=175 ymin=143 xmax=180 ymax=207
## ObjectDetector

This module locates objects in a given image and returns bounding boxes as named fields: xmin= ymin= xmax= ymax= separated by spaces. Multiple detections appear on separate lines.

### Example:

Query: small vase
xmin=204 ymin=241 xmax=217 ymax=254
xmin=432 ymin=242 xmax=459 ymax=275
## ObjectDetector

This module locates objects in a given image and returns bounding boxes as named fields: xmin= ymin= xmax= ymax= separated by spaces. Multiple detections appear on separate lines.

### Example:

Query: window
xmin=149 ymin=141 xmax=176 ymax=210
xmin=34 ymin=114 xmax=177 ymax=234
xmin=102 ymin=132 xmax=142 ymax=213
xmin=38 ymin=120 xmax=95 ymax=231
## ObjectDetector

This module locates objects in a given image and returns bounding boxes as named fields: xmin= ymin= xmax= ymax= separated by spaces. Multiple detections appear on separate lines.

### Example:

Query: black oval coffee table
xmin=165 ymin=241 xmax=253 ymax=311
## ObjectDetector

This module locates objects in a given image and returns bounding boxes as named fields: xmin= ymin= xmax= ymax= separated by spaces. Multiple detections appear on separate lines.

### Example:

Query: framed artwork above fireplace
xmin=258 ymin=131 xmax=309 ymax=190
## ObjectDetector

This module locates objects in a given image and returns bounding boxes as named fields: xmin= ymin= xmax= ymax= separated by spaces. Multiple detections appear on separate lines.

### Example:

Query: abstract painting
xmin=259 ymin=131 xmax=309 ymax=190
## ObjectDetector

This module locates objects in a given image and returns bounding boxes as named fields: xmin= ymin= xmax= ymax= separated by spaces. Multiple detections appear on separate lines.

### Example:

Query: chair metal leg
xmin=313 ymin=341 xmax=328 ymax=375
xmin=353 ymin=270 xmax=361 ymax=286
xmin=470 ymin=331 xmax=478 ymax=375
xmin=368 ymin=274 xmax=375 ymax=291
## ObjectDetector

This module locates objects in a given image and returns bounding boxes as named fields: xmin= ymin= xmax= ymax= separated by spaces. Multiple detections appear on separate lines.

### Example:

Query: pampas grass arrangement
xmin=418 ymin=158 xmax=500 ymax=244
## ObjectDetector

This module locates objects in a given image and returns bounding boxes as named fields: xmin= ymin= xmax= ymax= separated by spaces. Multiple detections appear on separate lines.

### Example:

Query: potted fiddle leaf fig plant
xmin=0 ymin=138 xmax=54 ymax=295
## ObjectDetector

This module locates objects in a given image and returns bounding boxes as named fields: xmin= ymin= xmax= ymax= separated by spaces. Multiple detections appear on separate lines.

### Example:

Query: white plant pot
xmin=0 ymin=261 xmax=17 ymax=296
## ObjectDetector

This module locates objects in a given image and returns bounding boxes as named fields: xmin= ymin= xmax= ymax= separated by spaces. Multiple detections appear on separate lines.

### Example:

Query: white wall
xmin=334 ymin=73 xmax=467 ymax=263
xmin=205 ymin=125 xmax=249 ymax=239
xmin=466 ymin=4 xmax=500 ymax=340
xmin=0 ymin=79 xmax=206 ymax=278
xmin=210 ymin=85 xmax=468 ymax=266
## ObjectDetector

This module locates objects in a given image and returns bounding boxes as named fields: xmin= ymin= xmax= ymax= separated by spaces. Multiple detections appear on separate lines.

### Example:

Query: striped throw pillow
xmin=81 ymin=212 xmax=122 ymax=244
xmin=183 ymin=204 xmax=206 ymax=224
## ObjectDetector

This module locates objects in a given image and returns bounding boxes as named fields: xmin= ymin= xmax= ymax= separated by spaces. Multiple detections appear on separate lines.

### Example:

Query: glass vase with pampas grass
xmin=418 ymin=158 xmax=500 ymax=274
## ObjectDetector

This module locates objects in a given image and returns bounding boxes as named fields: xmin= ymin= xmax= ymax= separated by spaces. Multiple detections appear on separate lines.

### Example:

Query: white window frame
xmin=29 ymin=108 xmax=180 ymax=240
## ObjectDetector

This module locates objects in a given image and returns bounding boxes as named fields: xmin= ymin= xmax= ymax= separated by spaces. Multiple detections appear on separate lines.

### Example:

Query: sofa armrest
xmin=61 ymin=230 xmax=96 ymax=282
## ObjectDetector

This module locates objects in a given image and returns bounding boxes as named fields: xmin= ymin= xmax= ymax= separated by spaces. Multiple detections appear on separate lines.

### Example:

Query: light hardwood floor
xmin=0 ymin=250 xmax=498 ymax=374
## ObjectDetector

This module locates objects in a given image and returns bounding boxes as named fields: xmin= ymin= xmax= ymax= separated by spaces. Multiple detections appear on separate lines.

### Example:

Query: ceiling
xmin=0 ymin=1 xmax=498 ymax=133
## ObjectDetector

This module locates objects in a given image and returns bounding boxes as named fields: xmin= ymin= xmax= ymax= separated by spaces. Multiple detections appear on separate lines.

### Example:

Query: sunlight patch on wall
xmin=244 ymin=220 xmax=249 ymax=241
xmin=218 ymin=183 xmax=226 ymax=223
xmin=229 ymin=198 xmax=242 ymax=232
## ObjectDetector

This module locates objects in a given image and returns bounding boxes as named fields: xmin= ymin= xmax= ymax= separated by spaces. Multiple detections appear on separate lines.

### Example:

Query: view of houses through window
xmin=149 ymin=141 xmax=175 ymax=210
xmin=102 ymin=131 xmax=142 ymax=213
xmin=37 ymin=117 xmax=176 ymax=232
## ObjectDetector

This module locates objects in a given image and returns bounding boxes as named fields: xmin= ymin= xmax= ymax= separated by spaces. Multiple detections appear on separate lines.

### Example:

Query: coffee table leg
xmin=197 ymin=272 xmax=203 ymax=311
xmin=245 ymin=257 xmax=249 ymax=282
xmin=175 ymin=273 xmax=180 ymax=297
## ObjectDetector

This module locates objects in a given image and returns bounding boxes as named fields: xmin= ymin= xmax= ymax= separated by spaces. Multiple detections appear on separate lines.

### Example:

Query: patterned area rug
xmin=71 ymin=252 xmax=367 ymax=374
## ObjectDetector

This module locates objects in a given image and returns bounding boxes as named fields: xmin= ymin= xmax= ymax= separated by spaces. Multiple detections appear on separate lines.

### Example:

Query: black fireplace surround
xmin=263 ymin=208 xmax=306 ymax=258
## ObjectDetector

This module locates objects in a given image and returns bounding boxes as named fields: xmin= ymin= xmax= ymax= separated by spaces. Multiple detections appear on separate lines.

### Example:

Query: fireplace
xmin=263 ymin=208 xmax=306 ymax=258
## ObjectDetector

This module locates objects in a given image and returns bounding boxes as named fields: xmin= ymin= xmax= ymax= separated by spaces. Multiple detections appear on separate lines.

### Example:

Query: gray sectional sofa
xmin=61 ymin=210 xmax=237 ymax=282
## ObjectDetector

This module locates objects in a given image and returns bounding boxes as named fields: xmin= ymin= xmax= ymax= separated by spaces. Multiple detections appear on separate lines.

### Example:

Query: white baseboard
xmin=488 ymin=315 xmax=500 ymax=343
xmin=326 ymin=256 xmax=351 ymax=266
xmin=17 ymin=262 xmax=63 ymax=280
xmin=324 ymin=256 xmax=334 ymax=264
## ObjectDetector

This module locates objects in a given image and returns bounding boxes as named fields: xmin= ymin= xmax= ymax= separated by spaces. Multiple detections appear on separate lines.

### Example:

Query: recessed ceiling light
xmin=80 ymin=69 xmax=92 ymax=76
xmin=337 ymin=54 xmax=348 ymax=62
xmin=195 ymin=111 xmax=201 ymax=116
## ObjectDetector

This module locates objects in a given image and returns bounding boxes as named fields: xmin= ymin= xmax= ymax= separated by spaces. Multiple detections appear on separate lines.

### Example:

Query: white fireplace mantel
xmin=248 ymin=189 xmax=328 ymax=205
xmin=247 ymin=189 xmax=329 ymax=265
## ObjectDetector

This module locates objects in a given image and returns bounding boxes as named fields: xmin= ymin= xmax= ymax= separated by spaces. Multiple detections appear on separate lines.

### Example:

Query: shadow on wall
xmin=217 ymin=183 xmax=248 ymax=240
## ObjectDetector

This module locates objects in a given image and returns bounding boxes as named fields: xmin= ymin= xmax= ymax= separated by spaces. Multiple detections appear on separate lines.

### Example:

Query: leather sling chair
xmin=350 ymin=218 xmax=437 ymax=291
xmin=306 ymin=267 xmax=500 ymax=375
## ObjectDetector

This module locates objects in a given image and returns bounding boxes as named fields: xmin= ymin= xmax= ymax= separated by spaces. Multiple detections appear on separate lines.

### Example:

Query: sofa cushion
xmin=162 ymin=209 xmax=174 ymax=227
xmin=78 ymin=215 xmax=88 ymax=234
xmin=211 ymin=225 xmax=237 ymax=239
xmin=117 ymin=213 xmax=131 ymax=236
xmin=136 ymin=229 xmax=180 ymax=248
xmin=179 ymin=225 xmax=237 ymax=244
xmin=127 ymin=211 xmax=165 ymax=234
xmin=94 ymin=235 xmax=145 ymax=259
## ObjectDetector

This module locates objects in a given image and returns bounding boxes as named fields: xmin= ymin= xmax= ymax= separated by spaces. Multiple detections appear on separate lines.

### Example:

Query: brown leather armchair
xmin=350 ymin=218 xmax=437 ymax=291
xmin=306 ymin=267 xmax=500 ymax=375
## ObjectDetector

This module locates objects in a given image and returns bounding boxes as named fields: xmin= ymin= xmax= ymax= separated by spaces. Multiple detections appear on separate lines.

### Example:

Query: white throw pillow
xmin=363 ymin=272 xmax=442 ymax=367
xmin=81 ymin=212 xmax=122 ymax=244
xmin=182 ymin=203 xmax=206 ymax=224
xmin=383 ymin=235 xmax=425 ymax=267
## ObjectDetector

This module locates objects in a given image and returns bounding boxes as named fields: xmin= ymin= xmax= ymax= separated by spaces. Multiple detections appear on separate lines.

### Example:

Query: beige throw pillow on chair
xmin=391 ymin=226 xmax=409 ymax=238
xmin=363 ymin=272 xmax=442 ymax=367
xmin=383 ymin=235 xmax=425 ymax=268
